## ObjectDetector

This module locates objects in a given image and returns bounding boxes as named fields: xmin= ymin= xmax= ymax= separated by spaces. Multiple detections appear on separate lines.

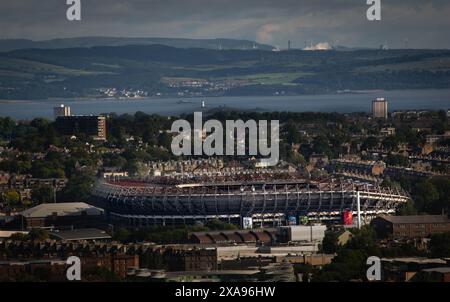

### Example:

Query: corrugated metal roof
xmin=252 ymin=231 xmax=272 ymax=243
xmin=223 ymin=233 xmax=244 ymax=243
xmin=190 ymin=233 xmax=214 ymax=244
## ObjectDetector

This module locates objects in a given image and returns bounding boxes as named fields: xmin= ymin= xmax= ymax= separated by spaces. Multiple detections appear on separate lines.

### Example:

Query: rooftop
xmin=0 ymin=230 xmax=29 ymax=238
xmin=381 ymin=257 xmax=447 ymax=265
xmin=21 ymin=202 xmax=104 ymax=218
xmin=0 ymin=259 xmax=66 ymax=266
xmin=166 ymin=270 xmax=260 ymax=277
xmin=379 ymin=215 xmax=450 ymax=224
xmin=49 ymin=228 xmax=111 ymax=241
xmin=421 ymin=267 xmax=450 ymax=274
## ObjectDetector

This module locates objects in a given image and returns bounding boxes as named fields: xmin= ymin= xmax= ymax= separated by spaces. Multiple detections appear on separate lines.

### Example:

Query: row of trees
xmin=388 ymin=176 xmax=450 ymax=215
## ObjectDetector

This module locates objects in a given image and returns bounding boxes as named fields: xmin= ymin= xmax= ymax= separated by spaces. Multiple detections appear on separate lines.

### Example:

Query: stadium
xmin=90 ymin=176 xmax=410 ymax=227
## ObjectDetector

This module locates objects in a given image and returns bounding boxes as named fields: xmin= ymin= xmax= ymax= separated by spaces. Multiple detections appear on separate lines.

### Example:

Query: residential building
xmin=372 ymin=98 xmax=388 ymax=119
xmin=164 ymin=248 xmax=218 ymax=272
xmin=425 ymin=131 xmax=450 ymax=144
xmin=0 ymin=260 xmax=67 ymax=281
xmin=99 ymin=167 xmax=129 ymax=179
xmin=380 ymin=127 xmax=396 ymax=136
xmin=0 ymin=172 xmax=9 ymax=185
xmin=0 ymin=254 xmax=138 ymax=280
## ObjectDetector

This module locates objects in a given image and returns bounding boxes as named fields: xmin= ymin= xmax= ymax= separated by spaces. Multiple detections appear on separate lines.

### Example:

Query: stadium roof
xmin=21 ymin=202 xmax=103 ymax=218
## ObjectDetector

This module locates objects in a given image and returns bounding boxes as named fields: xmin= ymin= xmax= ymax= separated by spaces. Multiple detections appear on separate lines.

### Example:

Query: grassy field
xmin=354 ymin=57 xmax=450 ymax=72
xmin=0 ymin=58 xmax=115 ymax=77
xmin=214 ymin=72 xmax=307 ymax=85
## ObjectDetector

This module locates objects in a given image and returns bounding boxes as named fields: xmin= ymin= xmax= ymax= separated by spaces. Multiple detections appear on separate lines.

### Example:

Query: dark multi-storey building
xmin=55 ymin=115 xmax=106 ymax=140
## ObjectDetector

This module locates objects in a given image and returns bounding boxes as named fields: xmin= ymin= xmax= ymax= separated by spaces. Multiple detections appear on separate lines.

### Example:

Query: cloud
xmin=257 ymin=24 xmax=281 ymax=43
xmin=0 ymin=0 xmax=449 ymax=49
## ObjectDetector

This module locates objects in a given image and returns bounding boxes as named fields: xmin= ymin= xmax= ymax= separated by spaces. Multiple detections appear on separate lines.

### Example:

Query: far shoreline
xmin=1 ymin=88 xmax=445 ymax=103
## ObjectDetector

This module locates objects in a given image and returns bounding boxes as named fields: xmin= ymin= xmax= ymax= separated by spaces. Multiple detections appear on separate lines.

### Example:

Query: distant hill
xmin=0 ymin=37 xmax=274 ymax=52
xmin=0 ymin=44 xmax=449 ymax=100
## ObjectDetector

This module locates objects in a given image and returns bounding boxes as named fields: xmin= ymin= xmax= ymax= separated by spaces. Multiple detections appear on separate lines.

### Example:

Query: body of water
xmin=0 ymin=89 xmax=449 ymax=120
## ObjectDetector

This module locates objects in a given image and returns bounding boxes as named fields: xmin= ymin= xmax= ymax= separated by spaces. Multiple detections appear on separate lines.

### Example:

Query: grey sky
xmin=0 ymin=0 xmax=449 ymax=49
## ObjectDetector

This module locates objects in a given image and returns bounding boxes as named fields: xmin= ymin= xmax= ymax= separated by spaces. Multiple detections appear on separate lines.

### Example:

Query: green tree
xmin=362 ymin=136 xmax=379 ymax=150
xmin=346 ymin=226 xmax=379 ymax=255
xmin=2 ymin=190 xmax=20 ymax=206
xmin=413 ymin=180 xmax=440 ymax=213
xmin=385 ymin=154 xmax=409 ymax=167
xmin=28 ymin=229 xmax=49 ymax=241
xmin=113 ymin=228 xmax=131 ymax=242
xmin=313 ymin=226 xmax=380 ymax=281
xmin=321 ymin=231 xmax=340 ymax=254
xmin=429 ymin=232 xmax=450 ymax=258
xmin=397 ymin=201 xmax=417 ymax=216
xmin=60 ymin=171 xmax=95 ymax=202
xmin=313 ymin=249 xmax=368 ymax=282
xmin=31 ymin=185 xmax=54 ymax=204
xmin=205 ymin=219 xmax=237 ymax=231
xmin=382 ymin=136 xmax=399 ymax=151
xmin=312 ymin=135 xmax=332 ymax=157
xmin=9 ymin=232 xmax=28 ymax=241
xmin=286 ymin=150 xmax=306 ymax=166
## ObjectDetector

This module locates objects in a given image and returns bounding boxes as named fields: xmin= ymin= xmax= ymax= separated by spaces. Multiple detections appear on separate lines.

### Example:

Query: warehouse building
xmin=19 ymin=202 xmax=105 ymax=229
xmin=371 ymin=215 xmax=450 ymax=239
